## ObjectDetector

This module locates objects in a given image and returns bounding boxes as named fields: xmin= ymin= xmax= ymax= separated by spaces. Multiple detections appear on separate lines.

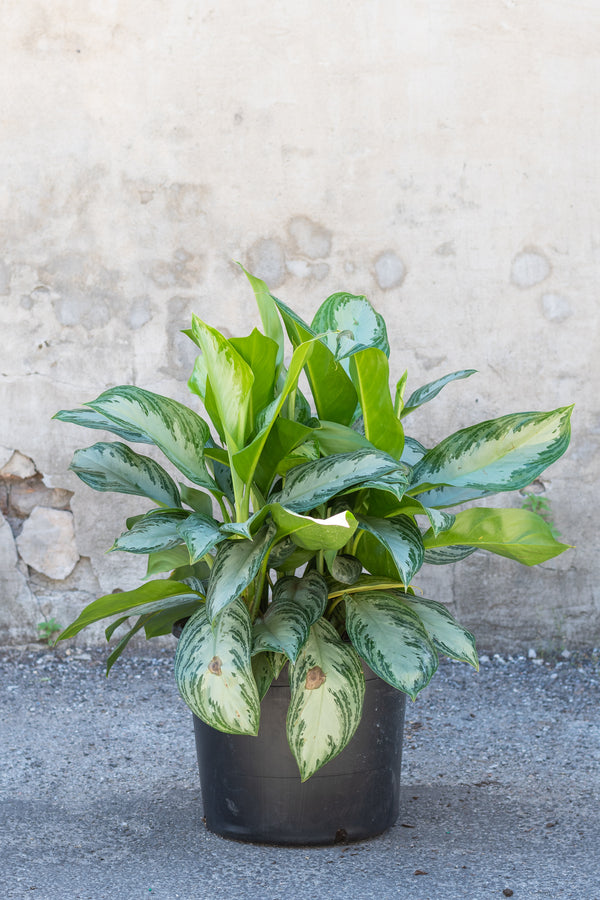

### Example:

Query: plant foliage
xmin=55 ymin=268 xmax=573 ymax=779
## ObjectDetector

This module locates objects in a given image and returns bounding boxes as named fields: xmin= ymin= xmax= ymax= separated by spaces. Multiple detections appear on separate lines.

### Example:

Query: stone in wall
xmin=16 ymin=507 xmax=79 ymax=581
xmin=0 ymin=511 xmax=36 ymax=642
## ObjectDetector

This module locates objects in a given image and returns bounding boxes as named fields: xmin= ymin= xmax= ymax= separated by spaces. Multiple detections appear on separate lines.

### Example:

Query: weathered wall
xmin=1 ymin=2 xmax=598 ymax=651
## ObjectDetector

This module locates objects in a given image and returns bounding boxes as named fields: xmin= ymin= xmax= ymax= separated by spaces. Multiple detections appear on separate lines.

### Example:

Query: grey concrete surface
xmin=1 ymin=646 xmax=599 ymax=900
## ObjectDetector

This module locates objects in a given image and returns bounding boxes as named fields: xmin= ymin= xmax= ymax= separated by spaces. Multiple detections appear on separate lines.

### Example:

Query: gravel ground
xmin=1 ymin=643 xmax=599 ymax=900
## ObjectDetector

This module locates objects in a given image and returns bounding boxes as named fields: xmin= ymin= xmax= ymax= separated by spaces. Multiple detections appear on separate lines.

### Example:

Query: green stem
xmin=249 ymin=554 xmax=271 ymax=621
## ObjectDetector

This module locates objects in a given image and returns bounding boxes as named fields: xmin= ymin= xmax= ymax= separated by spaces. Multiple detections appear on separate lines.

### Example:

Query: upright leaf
xmin=348 ymin=348 xmax=404 ymax=457
xmin=345 ymin=590 xmax=438 ymax=699
xmin=70 ymin=442 xmax=182 ymax=508
xmin=287 ymin=618 xmax=365 ymax=781
xmin=272 ymin=296 xmax=358 ymax=425
xmin=86 ymin=386 xmax=215 ymax=490
xmin=189 ymin=316 xmax=254 ymax=451
xmin=229 ymin=329 xmax=279 ymax=423
xmin=175 ymin=599 xmax=260 ymax=735
xmin=238 ymin=265 xmax=285 ymax=371
xmin=311 ymin=292 xmax=390 ymax=360
xmin=411 ymin=406 xmax=574 ymax=508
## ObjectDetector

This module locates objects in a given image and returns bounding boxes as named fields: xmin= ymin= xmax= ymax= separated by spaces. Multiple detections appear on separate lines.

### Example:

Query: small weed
xmin=520 ymin=492 xmax=561 ymax=539
xmin=36 ymin=618 xmax=62 ymax=645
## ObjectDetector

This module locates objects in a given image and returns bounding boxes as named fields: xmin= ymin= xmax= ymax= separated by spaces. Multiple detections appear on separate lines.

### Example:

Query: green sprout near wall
xmin=36 ymin=618 xmax=63 ymax=645
xmin=520 ymin=493 xmax=561 ymax=540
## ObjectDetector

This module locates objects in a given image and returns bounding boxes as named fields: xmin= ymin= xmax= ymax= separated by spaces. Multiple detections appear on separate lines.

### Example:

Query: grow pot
xmin=191 ymin=664 xmax=406 ymax=845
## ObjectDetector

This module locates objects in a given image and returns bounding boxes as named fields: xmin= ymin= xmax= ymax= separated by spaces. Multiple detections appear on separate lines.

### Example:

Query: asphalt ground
xmin=1 ymin=644 xmax=599 ymax=900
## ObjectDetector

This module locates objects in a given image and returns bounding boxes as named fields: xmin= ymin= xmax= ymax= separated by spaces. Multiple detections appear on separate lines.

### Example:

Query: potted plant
xmin=54 ymin=266 xmax=572 ymax=844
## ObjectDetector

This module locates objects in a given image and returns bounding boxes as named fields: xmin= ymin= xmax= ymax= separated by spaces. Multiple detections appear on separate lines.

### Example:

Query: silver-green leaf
xmin=70 ymin=442 xmax=182 ymax=508
xmin=174 ymin=598 xmax=260 ymax=735
xmin=206 ymin=524 xmax=276 ymax=622
xmin=344 ymin=590 xmax=438 ymax=700
xmin=398 ymin=593 xmax=479 ymax=669
xmin=287 ymin=618 xmax=365 ymax=781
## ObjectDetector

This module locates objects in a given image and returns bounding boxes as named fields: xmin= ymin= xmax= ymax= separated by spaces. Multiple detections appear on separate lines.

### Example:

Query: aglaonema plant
xmin=55 ymin=266 xmax=573 ymax=780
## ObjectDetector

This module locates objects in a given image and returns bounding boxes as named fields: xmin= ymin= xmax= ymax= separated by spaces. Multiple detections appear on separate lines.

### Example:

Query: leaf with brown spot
xmin=305 ymin=666 xmax=326 ymax=690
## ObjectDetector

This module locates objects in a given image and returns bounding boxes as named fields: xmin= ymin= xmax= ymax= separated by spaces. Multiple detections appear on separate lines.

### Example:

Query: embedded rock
xmin=0 ymin=451 xmax=37 ymax=479
xmin=16 ymin=507 xmax=79 ymax=580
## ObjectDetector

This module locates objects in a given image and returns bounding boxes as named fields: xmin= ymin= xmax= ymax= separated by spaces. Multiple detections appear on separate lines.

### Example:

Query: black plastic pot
xmin=192 ymin=664 xmax=406 ymax=845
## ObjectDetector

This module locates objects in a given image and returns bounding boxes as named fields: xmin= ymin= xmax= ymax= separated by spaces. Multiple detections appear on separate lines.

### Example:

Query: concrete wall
xmin=1 ymin=1 xmax=598 ymax=651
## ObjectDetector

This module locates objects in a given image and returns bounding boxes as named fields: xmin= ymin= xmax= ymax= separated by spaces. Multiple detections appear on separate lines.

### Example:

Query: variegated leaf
xmin=411 ymin=405 xmax=574 ymax=508
xmin=329 ymin=554 xmax=363 ymax=584
xmin=400 ymin=499 xmax=455 ymax=536
xmin=356 ymin=515 xmax=424 ymax=586
xmin=53 ymin=407 xmax=153 ymax=443
xmin=177 ymin=512 xmax=225 ymax=563
xmin=174 ymin=598 xmax=260 ymax=735
xmin=401 ymin=369 xmax=477 ymax=417
xmin=86 ymin=385 xmax=216 ymax=490
xmin=206 ymin=524 xmax=276 ymax=622
xmin=252 ymin=571 xmax=329 ymax=662
xmin=287 ymin=618 xmax=365 ymax=781
xmin=189 ymin=315 xmax=254 ymax=451
xmin=422 ymin=506 xmax=571 ymax=565
xmin=424 ymin=546 xmax=477 ymax=565
xmin=270 ymin=448 xmax=400 ymax=513
xmin=344 ymin=590 xmax=438 ymax=700
xmin=311 ymin=292 xmax=390 ymax=359
xmin=179 ymin=485 xmax=214 ymax=515
xmin=70 ymin=442 xmax=182 ymax=508
xmin=251 ymin=651 xmax=286 ymax=700
xmin=401 ymin=436 xmax=427 ymax=466
xmin=112 ymin=510 xmax=189 ymax=554
xmin=398 ymin=593 xmax=479 ymax=668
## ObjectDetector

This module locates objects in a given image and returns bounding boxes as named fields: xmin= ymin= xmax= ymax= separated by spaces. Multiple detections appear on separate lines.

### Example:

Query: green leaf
xmin=287 ymin=618 xmax=365 ymax=781
xmin=70 ymin=442 xmax=182 ymax=508
xmin=348 ymin=348 xmax=404 ymax=457
xmin=329 ymin=554 xmax=363 ymax=584
xmin=400 ymin=436 xmax=427 ymax=466
xmin=177 ymin=513 xmax=225 ymax=563
xmin=57 ymin=580 xmax=203 ymax=641
xmin=311 ymin=292 xmax=390 ymax=360
xmin=86 ymin=385 xmax=216 ymax=490
xmin=356 ymin=515 xmax=424 ymax=586
xmin=206 ymin=524 xmax=276 ymax=622
xmin=272 ymin=296 xmax=358 ymax=425
xmin=394 ymin=370 xmax=408 ymax=416
xmin=424 ymin=546 xmax=477 ymax=565
xmin=230 ymin=329 xmax=279 ymax=422
xmin=231 ymin=340 xmax=316 ymax=484
xmin=180 ymin=485 xmax=214 ymax=515
xmin=106 ymin=615 xmax=151 ymax=674
xmin=112 ymin=510 xmax=189 ymax=554
xmin=344 ymin=590 xmax=438 ymax=700
xmin=174 ymin=598 xmax=260 ymax=735
xmin=401 ymin=369 xmax=477 ymax=417
xmin=270 ymin=448 xmax=400 ymax=513
xmin=398 ymin=594 xmax=479 ymax=668
xmin=238 ymin=265 xmax=285 ymax=372
xmin=53 ymin=408 xmax=153 ymax=443
xmin=270 ymin=505 xmax=358 ymax=551
xmin=313 ymin=420 xmax=374 ymax=455
xmin=422 ymin=506 xmax=572 ymax=565
xmin=251 ymin=652 xmax=286 ymax=700
xmin=143 ymin=600 xmax=205 ymax=638
xmin=189 ymin=315 xmax=254 ymax=451
xmin=252 ymin=572 xmax=328 ymax=662
xmin=411 ymin=405 xmax=574 ymax=508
